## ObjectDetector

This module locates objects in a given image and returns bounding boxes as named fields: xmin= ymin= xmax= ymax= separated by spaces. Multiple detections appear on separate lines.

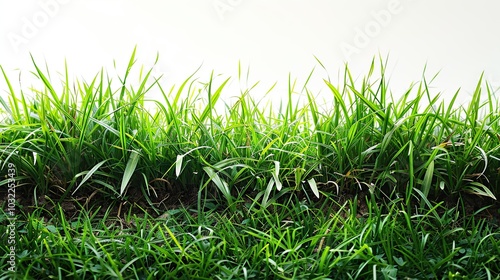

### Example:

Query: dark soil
xmin=0 ymin=183 xmax=198 ymax=222
xmin=1 ymin=182 xmax=499 ymax=227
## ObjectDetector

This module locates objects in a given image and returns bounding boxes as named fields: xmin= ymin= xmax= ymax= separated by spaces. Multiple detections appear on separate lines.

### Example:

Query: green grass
xmin=1 ymin=194 xmax=499 ymax=279
xmin=1 ymin=51 xmax=499 ymax=204
xmin=1 ymin=50 xmax=500 ymax=278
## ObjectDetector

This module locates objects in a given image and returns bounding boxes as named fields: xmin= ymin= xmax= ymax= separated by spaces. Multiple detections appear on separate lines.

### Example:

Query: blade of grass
xmin=121 ymin=149 xmax=140 ymax=196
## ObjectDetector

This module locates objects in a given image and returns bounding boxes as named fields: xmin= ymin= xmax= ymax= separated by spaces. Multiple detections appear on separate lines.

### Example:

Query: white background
xmin=1 ymin=0 xmax=499 ymax=107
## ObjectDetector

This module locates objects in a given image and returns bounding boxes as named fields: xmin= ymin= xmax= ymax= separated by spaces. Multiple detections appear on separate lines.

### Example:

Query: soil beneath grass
xmin=1 ymin=183 xmax=499 ymax=225
xmin=0 ymin=183 xmax=197 ymax=221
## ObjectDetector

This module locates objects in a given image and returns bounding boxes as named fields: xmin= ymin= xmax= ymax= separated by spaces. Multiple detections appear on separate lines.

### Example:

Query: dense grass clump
xmin=1 ymin=51 xmax=499 ymax=206
xmin=1 ymin=51 xmax=500 ymax=278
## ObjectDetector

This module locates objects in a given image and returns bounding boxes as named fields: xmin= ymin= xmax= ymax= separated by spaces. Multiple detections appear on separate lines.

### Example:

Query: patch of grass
xmin=1 ymin=193 xmax=499 ymax=279
xmin=1 ymin=50 xmax=500 ymax=278
xmin=1 ymin=52 xmax=499 ymax=206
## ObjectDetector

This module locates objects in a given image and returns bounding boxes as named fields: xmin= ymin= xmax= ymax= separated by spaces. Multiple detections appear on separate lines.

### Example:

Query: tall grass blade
xmin=421 ymin=160 xmax=434 ymax=208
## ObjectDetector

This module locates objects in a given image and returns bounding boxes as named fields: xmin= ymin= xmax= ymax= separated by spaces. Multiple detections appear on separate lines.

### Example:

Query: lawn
xmin=1 ymin=49 xmax=499 ymax=279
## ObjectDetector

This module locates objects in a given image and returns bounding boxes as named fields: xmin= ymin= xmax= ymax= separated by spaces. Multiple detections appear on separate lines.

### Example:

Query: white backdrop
xmin=1 ymin=0 xmax=499 ymax=107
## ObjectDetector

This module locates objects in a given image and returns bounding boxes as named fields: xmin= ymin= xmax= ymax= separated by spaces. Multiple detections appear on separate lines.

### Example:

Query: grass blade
xmin=307 ymin=178 xmax=319 ymax=198
xmin=121 ymin=150 xmax=140 ymax=196
xmin=273 ymin=161 xmax=282 ymax=191
xmin=72 ymin=159 xmax=109 ymax=195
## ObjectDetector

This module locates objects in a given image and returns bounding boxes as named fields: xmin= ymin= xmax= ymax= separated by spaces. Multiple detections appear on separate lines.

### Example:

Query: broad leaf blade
xmin=175 ymin=155 xmax=183 ymax=177
xmin=121 ymin=150 xmax=140 ymax=196
xmin=272 ymin=161 xmax=282 ymax=191
xmin=307 ymin=178 xmax=320 ymax=198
